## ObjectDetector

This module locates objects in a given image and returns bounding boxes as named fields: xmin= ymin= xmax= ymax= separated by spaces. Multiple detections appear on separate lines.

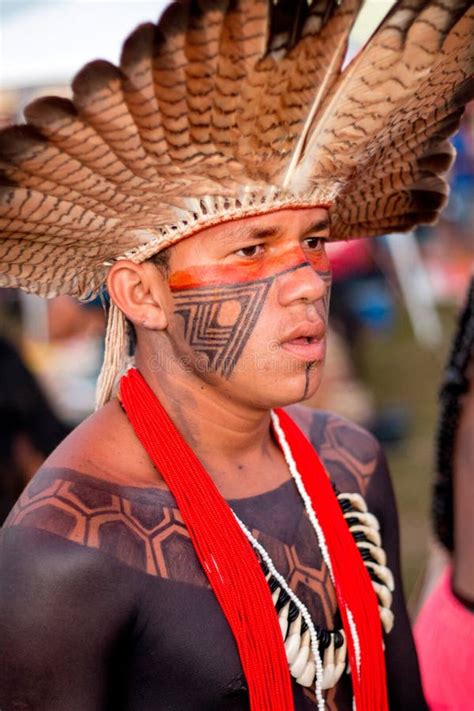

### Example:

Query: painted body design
xmin=0 ymin=410 xmax=425 ymax=710
xmin=170 ymin=245 xmax=331 ymax=379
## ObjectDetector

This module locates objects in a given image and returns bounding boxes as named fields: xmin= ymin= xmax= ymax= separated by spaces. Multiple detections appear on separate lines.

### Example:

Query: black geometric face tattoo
xmin=173 ymin=262 xmax=330 ymax=378
xmin=174 ymin=279 xmax=271 ymax=378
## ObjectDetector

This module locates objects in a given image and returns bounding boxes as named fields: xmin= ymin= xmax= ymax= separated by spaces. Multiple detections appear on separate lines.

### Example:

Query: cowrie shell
xmin=285 ymin=631 xmax=301 ymax=665
xmin=349 ymin=524 xmax=382 ymax=547
xmin=297 ymin=657 xmax=316 ymax=687
xmin=290 ymin=629 xmax=310 ymax=678
xmin=279 ymin=616 xmax=288 ymax=640
xmin=380 ymin=606 xmax=395 ymax=634
xmin=356 ymin=540 xmax=387 ymax=566
xmin=278 ymin=601 xmax=290 ymax=640
xmin=344 ymin=510 xmax=380 ymax=530
xmin=321 ymin=635 xmax=335 ymax=689
xmin=287 ymin=611 xmax=302 ymax=638
xmin=365 ymin=561 xmax=395 ymax=591
xmin=338 ymin=492 xmax=368 ymax=512
xmin=372 ymin=581 xmax=392 ymax=608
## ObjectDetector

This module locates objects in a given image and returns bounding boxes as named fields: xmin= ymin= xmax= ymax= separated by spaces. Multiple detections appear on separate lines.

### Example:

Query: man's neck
xmin=134 ymin=352 xmax=288 ymax=497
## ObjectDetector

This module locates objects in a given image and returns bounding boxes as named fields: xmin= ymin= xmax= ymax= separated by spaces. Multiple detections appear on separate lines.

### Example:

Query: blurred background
xmin=0 ymin=0 xmax=473 ymax=607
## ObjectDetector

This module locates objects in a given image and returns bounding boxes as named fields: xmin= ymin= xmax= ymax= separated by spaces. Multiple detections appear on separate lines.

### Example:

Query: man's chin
xmin=271 ymin=387 xmax=322 ymax=409
xmin=251 ymin=371 xmax=324 ymax=411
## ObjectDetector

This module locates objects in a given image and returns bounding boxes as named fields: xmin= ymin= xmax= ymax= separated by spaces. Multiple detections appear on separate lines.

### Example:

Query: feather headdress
xmin=0 ymin=0 xmax=473 ymax=403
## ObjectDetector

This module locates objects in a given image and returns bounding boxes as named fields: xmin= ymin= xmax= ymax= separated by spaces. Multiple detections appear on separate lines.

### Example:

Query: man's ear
xmin=106 ymin=260 xmax=169 ymax=331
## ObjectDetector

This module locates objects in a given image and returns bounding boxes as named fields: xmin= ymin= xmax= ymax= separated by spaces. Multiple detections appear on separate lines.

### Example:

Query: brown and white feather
xmin=0 ymin=0 xmax=471 ymax=304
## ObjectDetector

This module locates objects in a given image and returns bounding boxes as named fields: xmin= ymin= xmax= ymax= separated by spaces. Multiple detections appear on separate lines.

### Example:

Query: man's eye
xmin=304 ymin=237 xmax=325 ymax=250
xmin=234 ymin=244 xmax=264 ymax=258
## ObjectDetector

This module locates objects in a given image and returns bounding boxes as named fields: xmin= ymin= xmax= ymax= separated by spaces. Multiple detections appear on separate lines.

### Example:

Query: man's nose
xmin=276 ymin=261 xmax=330 ymax=307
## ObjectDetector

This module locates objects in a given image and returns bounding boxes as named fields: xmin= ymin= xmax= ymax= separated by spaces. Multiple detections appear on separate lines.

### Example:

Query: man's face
xmin=161 ymin=207 xmax=331 ymax=408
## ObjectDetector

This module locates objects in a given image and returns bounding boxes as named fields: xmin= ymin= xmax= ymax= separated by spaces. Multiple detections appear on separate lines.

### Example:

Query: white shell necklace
xmin=233 ymin=411 xmax=394 ymax=711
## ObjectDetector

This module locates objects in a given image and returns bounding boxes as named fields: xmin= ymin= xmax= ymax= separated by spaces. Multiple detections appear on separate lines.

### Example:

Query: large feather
xmin=239 ymin=0 xmax=362 ymax=181
xmin=0 ymin=126 xmax=145 ymax=217
xmin=324 ymin=2 xmax=474 ymax=237
xmin=0 ymin=0 xmax=472 ymax=300
xmin=291 ymin=0 xmax=473 ymax=188
xmin=211 ymin=0 xmax=269 ymax=158
xmin=24 ymin=97 xmax=153 ymax=193
xmin=120 ymin=23 xmax=174 ymax=167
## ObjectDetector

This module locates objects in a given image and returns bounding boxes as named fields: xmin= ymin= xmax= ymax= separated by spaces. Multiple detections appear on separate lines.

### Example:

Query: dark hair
xmin=432 ymin=278 xmax=474 ymax=551
xmin=148 ymin=248 xmax=171 ymax=274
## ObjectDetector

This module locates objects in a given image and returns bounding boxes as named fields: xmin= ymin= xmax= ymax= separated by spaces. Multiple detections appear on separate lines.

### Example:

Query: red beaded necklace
xmin=120 ymin=368 xmax=388 ymax=710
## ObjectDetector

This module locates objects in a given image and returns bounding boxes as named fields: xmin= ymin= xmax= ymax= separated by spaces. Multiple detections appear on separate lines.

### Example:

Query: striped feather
xmin=0 ymin=0 xmax=471 ymax=298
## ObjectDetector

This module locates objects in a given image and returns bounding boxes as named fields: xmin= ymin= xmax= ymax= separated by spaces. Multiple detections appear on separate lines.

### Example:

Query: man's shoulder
xmin=285 ymin=404 xmax=380 ymax=460
xmin=5 ymin=375 xmax=184 ymax=534
xmin=43 ymin=397 xmax=160 ymax=485
xmin=0 ymin=487 xmax=138 ymax=683
xmin=2 ymin=462 xmax=211 ymax=589
xmin=2 ymin=464 xmax=183 ymax=578
xmin=285 ymin=404 xmax=383 ymax=498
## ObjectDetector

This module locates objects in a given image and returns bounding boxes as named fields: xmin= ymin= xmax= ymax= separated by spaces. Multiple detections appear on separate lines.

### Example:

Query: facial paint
xmin=170 ymin=247 xmax=331 ymax=379
xmin=169 ymin=245 xmax=330 ymax=291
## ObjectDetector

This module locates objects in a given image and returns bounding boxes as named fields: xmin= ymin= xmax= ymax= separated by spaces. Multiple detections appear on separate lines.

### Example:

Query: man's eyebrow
xmin=220 ymin=218 xmax=330 ymax=245
xmin=223 ymin=224 xmax=281 ymax=243
xmin=304 ymin=219 xmax=331 ymax=234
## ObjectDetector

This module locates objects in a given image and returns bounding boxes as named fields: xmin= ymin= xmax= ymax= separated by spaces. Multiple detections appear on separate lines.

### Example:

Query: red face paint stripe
xmin=170 ymin=249 xmax=331 ymax=291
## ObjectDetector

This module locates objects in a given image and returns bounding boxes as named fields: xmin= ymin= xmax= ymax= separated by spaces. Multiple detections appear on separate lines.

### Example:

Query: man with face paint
xmin=1 ymin=209 xmax=423 ymax=711
xmin=0 ymin=1 xmax=472 ymax=710
xmin=139 ymin=209 xmax=332 ymax=402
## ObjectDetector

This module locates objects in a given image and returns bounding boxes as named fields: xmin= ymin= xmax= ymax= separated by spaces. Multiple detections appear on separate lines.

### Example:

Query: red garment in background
xmin=414 ymin=567 xmax=474 ymax=711
xmin=326 ymin=239 xmax=372 ymax=281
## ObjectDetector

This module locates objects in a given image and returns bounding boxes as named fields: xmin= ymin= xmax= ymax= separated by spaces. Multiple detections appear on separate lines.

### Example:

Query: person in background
xmin=414 ymin=277 xmax=474 ymax=710
xmin=0 ymin=337 xmax=69 ymax=524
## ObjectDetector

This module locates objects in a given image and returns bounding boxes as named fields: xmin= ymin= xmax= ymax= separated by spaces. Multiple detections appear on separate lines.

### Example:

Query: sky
xmin=1 ymin=0 xmax=396 ymax=90
xmin=1 ymin=1 xmax=169 ymax=88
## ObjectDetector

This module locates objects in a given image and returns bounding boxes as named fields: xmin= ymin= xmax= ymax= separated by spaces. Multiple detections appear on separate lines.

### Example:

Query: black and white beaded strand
xmin=270 ymin=411 xmax=362 ymax=685
xmin=234 ymin=513 xmax=327 ymax=710
xmin=234 ymin=413 xmax=394 ymax=709
xmin=335 ymin=489 xmax=395 ymax=634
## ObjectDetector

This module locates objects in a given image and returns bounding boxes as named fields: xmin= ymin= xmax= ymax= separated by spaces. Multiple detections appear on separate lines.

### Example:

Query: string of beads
xmin=234 ymin=430 xmax=395 ymax=710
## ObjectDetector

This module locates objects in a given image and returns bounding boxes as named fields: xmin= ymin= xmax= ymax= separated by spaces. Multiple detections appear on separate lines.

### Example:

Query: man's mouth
xmin=288 ymin=336 xmax=318 ymax=345
xmin=280 ymin=333 xmax=326 ymax=362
